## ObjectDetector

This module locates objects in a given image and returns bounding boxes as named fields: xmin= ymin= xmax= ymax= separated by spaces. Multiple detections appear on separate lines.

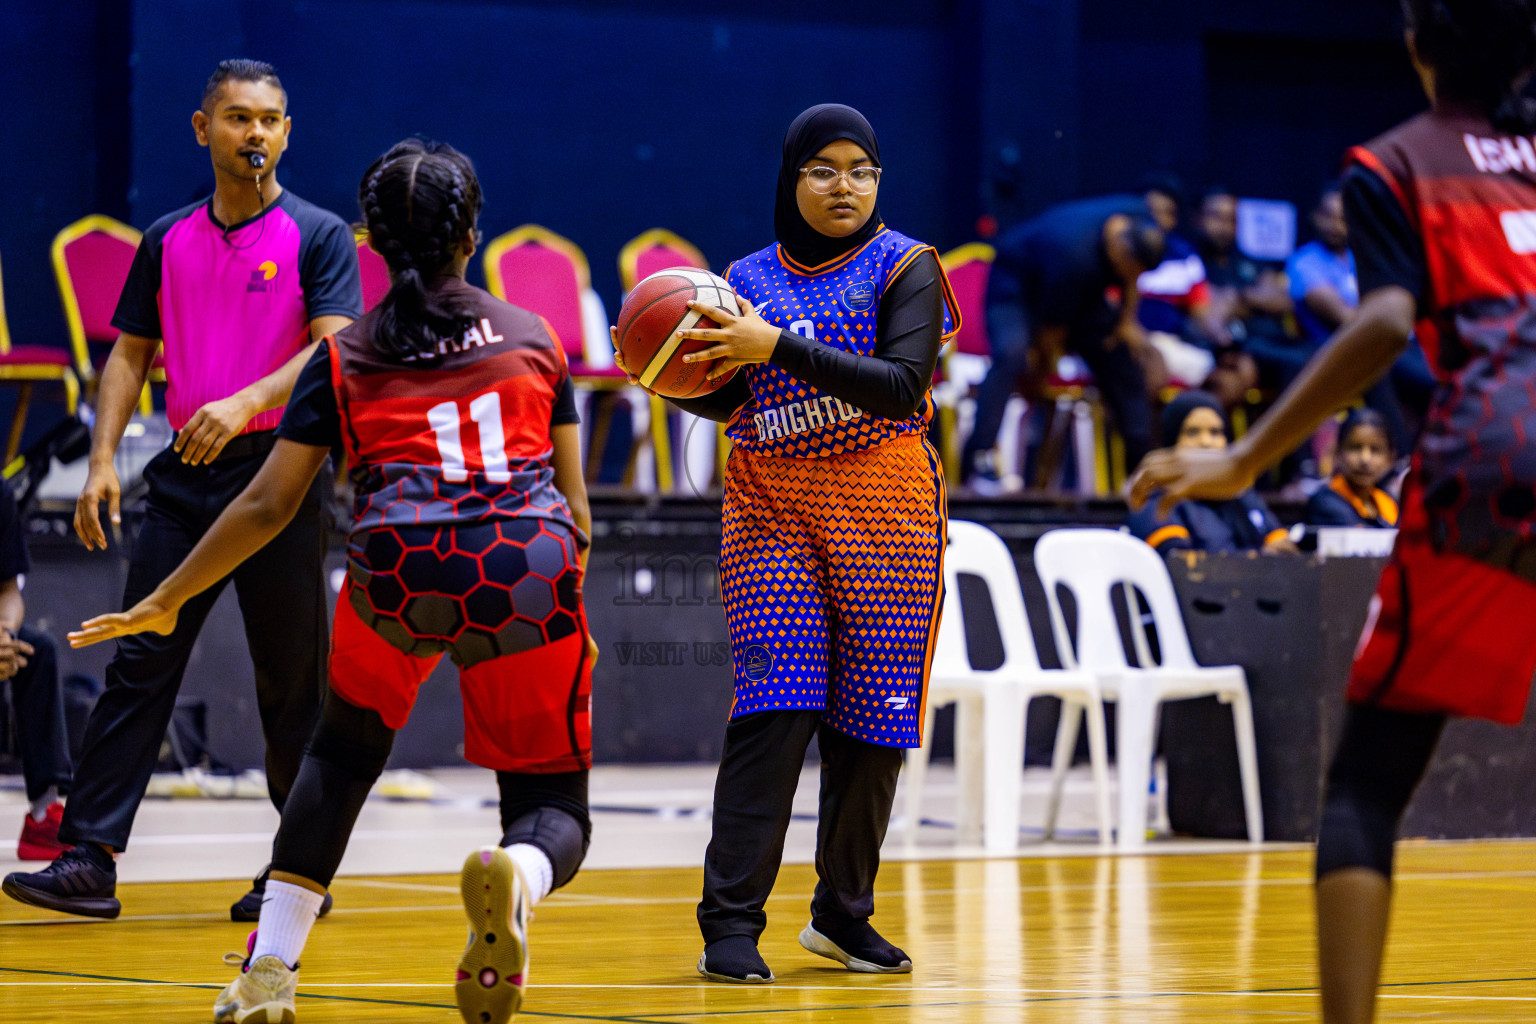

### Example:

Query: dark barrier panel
xmin=21 ymin=506 xmax=1536 ymax=842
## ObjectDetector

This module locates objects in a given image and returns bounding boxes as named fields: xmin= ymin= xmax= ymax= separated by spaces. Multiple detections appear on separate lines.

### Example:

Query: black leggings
xmin=1315 ymin=704 xmax=1446 ymax=880
xmin=271 ymin=690 xmax=591 ymax=890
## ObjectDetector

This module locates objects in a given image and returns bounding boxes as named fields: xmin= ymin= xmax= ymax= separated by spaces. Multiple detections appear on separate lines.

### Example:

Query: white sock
xmin=252 ymin=880 xmax=325 ymax=969
xmin=29 ymin=788 xmax=59 ymax=821
xmin=505 ymin=844 xmax=553 ymax=905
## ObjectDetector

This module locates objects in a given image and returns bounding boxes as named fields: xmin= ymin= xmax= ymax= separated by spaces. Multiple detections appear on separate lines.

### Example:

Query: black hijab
xmin=774 ymin=104 xmax=885 ymax=269
xmin=1161 ymin=389 xmax=1228 ymax=449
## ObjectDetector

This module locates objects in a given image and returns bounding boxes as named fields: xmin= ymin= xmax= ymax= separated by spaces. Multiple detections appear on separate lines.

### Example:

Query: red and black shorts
xmin=332 ymin=516 xmax=591 ymax=772
xmin=1349 ymin=488 xmax=1536 ymax=724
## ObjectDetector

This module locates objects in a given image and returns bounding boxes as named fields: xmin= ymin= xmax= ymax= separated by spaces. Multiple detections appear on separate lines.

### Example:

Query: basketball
xmin=614 ymin=267 xmax=740 ymax=399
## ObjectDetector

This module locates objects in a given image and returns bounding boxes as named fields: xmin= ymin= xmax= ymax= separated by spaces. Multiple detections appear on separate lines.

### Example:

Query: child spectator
xmin=1308 ymin=409 xmax=1399 ymax=527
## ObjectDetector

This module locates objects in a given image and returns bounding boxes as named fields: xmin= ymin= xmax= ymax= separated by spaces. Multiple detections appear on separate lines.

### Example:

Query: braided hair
xmin=1403 ymin=0 xmax=1536 ymax=133
xmin=358 ymin=139 xmax=484 ymax=362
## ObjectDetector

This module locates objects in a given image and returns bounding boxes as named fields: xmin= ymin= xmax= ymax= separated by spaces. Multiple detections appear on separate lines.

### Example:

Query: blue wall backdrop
xmin=5 ymin=0 xmax=1423 ymax=445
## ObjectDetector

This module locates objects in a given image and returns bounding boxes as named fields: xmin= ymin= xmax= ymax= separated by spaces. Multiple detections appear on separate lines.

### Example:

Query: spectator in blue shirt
xmin=1287 ymin=186 xmax=1359 ymax=346
xmin=1285 ymin=183 xmax=1433 ymax=456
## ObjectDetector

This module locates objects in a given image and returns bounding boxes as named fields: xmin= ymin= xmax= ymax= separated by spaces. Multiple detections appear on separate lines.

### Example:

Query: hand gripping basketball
xmin=613 ymin=268 xmax=760 ymax=399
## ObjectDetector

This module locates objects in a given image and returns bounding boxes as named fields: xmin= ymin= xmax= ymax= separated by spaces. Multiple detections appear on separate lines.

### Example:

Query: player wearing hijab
xmin=61 ymin=139 xmax=594 ymax=1024
xmin=1130 ymin=3 xmax=1536 ymax=1020
xmin=617 ymin=103 xmax=958 ymax=983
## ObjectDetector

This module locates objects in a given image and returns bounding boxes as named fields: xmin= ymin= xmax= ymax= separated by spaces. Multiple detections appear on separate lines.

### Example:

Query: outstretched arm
xmin=1129 ymin=285 xmax=1414 ymax=517
xmin=69 ymin=439 xmax=332 ymax=646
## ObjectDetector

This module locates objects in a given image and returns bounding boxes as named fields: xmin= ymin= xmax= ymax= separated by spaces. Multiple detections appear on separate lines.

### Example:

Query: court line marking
xmin=0 ymin=966 xmax=657 ymax=1022
xmin=5 ymin=971 xmax=1536 ymax=996
xmin=7 ymin=866 xmax=1535 ymax=926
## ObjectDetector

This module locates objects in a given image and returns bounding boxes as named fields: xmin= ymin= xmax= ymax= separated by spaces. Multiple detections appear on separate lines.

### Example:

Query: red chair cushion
xmin=63 ymin=232 xmax=137 ymax=343
xmin=0 ymin=345 xmax=73 ymax=367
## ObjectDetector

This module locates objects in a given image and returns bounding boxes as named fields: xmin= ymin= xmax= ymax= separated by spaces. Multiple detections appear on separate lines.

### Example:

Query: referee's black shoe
xmin=231 ymin=864 xmax=335 ymax=922
xmin=697 ymin=936 xmax=775 ymax=984
xmin=1 ymin=843 xmax=121 ymax=919
xmin=799 ymin=920 xmax=913 ymax=973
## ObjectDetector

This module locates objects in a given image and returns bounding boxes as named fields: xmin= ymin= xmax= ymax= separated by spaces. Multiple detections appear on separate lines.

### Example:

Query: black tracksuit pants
xmin=59 ymin=438 xmax=329 ymax=851
xmin=698 ymin=709 xmax=904 ymax=944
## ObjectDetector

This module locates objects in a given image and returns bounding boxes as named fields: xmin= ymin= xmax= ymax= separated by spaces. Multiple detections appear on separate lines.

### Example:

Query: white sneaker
xmin=213 ymin=953 xmax=297 ymax=1024
xmin=456 ymin=846 xmax=529 ymax=1024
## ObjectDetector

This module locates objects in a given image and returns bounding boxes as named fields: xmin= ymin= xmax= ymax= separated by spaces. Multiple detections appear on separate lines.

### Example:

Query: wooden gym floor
xmin=3 ymin=843 xmax=1535 ymax=1022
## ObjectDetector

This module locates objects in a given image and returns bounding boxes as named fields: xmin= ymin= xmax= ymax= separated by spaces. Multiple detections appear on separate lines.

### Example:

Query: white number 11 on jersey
xmin=427 ymin=392 xmax=512 ymax=483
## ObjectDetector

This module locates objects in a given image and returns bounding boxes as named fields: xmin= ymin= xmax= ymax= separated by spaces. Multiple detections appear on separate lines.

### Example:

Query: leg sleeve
xmin=270 ymin=689 xmax=397 ymax=890
xmin=497 ymin=769 xmax=591 ymax=889
xmin=1315 ymin=704 xmax=1445 ymax=880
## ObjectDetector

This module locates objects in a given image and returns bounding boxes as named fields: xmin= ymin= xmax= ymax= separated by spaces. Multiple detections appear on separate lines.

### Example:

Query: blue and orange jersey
xmin=723 ymin=227 xmax=959 ymax=458
xmin=326 ymin=279 xmax=578 ymax=537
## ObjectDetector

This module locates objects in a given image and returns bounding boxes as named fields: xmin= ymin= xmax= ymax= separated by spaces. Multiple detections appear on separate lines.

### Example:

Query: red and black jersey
xmin=279 ymin=278 xmax=578 ymax=540
xmin=1347 ymin=106 xmax=1536 ymax=555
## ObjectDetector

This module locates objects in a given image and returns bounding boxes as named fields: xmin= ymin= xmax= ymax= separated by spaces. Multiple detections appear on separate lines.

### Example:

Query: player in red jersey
xmin=1131 ymin=3 xmax=1536 ymax=1021
xmin=65 ymin=139 xmax=594 ymax=1024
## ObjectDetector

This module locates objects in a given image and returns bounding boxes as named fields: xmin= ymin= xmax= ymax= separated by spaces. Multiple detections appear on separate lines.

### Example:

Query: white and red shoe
xmin=17 ymin=803 xmax=71 ymax=862
xmin=456 ymin=846 xmax=528 ymax=1024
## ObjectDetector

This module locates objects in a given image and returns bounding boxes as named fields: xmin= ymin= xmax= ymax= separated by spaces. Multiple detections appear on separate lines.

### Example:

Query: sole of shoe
xmin=695 ymin=952 xmax=774 ymax=984
xmin=231 ymin=1003 xmax=295 ymax=1024
xmin=455 ymin=846 xmax=526 ymax=1024
xmin=797 ymin=924 xmax=912 ymax=974
xmin=1 ymin=876 xmax=120 ymax=919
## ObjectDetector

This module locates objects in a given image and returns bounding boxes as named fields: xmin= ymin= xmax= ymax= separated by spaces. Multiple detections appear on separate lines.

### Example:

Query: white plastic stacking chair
xmin=905 ymin=520 xmax=1112 ymax=852
xmin=1032 ymin=528 xmax=1263 ymax=850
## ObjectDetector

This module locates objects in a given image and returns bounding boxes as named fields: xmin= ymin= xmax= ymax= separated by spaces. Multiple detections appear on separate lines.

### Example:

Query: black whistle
xmin=248 ymin=153 xmax=266 ymax=169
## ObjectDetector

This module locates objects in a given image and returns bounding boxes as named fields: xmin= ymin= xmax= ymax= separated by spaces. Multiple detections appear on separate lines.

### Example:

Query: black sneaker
xmin=696 ymin=936 xmax=774 ymax=984
xmin=798 ymin=920 xmax=912 ymax=973
xmin=2 ymin=843 xmax=121 ymax=919
xmin=231 ymin=864 xmax=334 ymax=922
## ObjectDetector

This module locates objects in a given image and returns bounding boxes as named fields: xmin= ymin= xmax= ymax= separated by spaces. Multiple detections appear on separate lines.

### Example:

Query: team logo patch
xmin=742 ymin=645 xmax=773 ymax=681
xmin=247 ymin=260 xmax=279 ymax=293
xmin=841 ymin=279 xmax=876 ymax=313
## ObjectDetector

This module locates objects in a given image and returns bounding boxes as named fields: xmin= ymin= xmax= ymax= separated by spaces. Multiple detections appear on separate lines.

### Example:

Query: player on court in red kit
xmin=1131 ymin=3 xmax=1536 ymax=1021
xmin=68 ymin=139 xmax=595 ymax=1024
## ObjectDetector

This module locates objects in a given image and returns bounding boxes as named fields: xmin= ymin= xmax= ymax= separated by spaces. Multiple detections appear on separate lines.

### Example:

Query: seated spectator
xmin=1287 ymin=183 xmax=1433 ymax=454
xmin=0 ymin=477 xmax=72 ymax=861
xmin=1307 ymin=408 xmax=1399 ymax=527
xmin=1135 ymin=177 xmax=1257 ymax=407
xmin=1194 ymin=186 xmax=1297 ymax=375
xmin=1129 ymin=390 xmax=1297 ymax=554
xmin=961 ymin=194 xmax=1166 ymax=493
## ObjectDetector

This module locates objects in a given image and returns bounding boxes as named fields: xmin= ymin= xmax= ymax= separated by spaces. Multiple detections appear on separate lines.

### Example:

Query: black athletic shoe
xmin=696 ymin=936 xmax=775 ymax=984
xmin=231 ymin=864 xmax=334 ymax=922
xmin=2 ymin=843 xmax=121 ymax=919
xmin=799 ymin=920 xmax=912 ymax=973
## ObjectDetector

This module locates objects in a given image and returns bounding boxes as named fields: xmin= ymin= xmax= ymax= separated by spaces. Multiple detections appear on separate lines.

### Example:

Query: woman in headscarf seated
xmin=1128 ymin=389 xmax=1298 ymax=553
xmin=1307 ymin=408 xmax=1399 ymax=528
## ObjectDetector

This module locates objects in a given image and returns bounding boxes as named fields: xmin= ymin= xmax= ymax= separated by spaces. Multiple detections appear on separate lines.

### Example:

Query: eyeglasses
xmin=799 ymin=166 xmax=882 ymax=195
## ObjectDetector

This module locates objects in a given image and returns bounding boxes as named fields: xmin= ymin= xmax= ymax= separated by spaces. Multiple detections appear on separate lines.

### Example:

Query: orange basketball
xmin=614 ymin=267 xmax=740 ymax=399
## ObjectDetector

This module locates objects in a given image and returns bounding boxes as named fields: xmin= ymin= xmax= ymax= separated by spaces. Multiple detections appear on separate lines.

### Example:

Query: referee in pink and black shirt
xmin=0 ymin=60 xmax=360 ymax=922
